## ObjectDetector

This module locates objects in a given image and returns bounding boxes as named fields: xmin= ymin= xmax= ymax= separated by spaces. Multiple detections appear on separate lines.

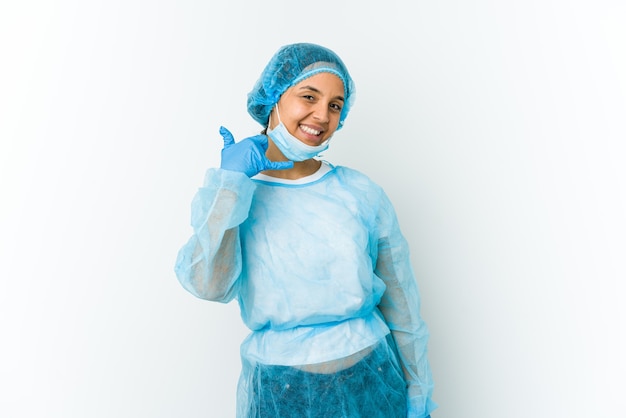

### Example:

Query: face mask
xmin=266 ymin=106 xmax=331 ymax=161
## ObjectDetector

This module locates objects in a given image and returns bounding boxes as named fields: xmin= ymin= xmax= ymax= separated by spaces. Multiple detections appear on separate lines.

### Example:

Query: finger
xmin=263 ymin=160 xmax=294 ymax=171
xmin=219 ymin=126 xmax=235 ymax=147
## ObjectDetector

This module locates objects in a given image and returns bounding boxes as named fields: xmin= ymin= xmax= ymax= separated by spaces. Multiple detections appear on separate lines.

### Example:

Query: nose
xmin=312 ymin=102 xmax=330 ymax=123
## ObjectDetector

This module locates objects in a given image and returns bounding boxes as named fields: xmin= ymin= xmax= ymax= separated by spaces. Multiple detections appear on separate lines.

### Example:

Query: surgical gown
xmin=175 ymin=163 xmax=436 ymax=418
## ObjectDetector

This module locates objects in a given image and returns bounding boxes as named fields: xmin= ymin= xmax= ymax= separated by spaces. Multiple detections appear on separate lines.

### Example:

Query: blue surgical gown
xmin=175 ymin=163 xmax=436 ymax=417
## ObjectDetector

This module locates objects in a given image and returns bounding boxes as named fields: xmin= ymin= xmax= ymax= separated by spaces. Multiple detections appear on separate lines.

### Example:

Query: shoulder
xmin=330 ymin=166 xmax=400 ymax=230
xmin=332 ymin=165 xmax=381 ymax=188
xmin=330 ymin=165 xmax=386 ymax=200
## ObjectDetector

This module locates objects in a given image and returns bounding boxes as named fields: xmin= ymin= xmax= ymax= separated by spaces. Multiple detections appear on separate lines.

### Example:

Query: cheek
xmin=279 ymin=100 xmax=304 ymax=120
xmin=329 ymin=114 xmax=341 ymax=131
xmin=324 ymin=122 xmax=340 ymax=139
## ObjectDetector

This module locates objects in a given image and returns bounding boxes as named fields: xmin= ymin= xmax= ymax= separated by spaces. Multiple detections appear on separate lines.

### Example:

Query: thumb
xmin=219 ymin=126 xmax=235 ymax=147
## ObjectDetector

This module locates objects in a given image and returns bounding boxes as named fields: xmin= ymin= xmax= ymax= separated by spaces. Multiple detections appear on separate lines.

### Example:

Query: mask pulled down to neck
xmin=266 ymin=106 xmax=331 ymax=162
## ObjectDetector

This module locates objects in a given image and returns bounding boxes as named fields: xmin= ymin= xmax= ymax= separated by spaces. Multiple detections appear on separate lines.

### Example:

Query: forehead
xmin=291 ymin=72 xmax=345 ymax=97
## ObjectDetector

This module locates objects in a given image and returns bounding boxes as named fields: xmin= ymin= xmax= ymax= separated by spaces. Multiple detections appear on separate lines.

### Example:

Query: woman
xmin=175 ymin=43 xmax=437 ymax=418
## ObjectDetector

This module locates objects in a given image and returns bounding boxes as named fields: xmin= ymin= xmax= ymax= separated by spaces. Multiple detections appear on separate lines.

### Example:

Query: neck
xmin=262 ymin=138 xmax=322 ymax=179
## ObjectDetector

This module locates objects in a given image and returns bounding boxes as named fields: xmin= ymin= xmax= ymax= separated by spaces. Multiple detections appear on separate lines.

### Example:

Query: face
xmin=269 ymin=72 xmax=345 ymax=146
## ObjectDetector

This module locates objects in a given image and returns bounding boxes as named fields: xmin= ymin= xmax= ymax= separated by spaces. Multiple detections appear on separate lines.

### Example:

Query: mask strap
xmin=268 ymin=105 xmax=281 ymax=131
xmin=274 ymin=104 xmax=281 ymax=125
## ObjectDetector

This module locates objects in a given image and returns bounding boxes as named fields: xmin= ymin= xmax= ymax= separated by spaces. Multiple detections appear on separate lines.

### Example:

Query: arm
xmin=374 ymin=193 xmax=437 ymax=418
xmin=174 ymin=168 xmax=256 ymax=302
xmin=174 ymin=127 xmax=293 ymax=301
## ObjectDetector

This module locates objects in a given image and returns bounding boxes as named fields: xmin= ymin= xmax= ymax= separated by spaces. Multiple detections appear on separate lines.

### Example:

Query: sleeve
xmin=174 ymin=168 xmax=256 ymax=302
xmin=374 ymin=191 xmax=437 ymax=418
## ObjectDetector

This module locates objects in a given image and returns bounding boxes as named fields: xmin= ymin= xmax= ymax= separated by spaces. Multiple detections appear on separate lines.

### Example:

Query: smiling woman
xmin=174 ymin=43 xmax=437 ymax=418
xmin=263 ymin=72 xmax=344 ymax=174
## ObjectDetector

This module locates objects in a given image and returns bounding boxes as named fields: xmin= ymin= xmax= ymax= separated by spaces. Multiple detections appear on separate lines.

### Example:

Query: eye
xmin=302 ymin=95 xmax=316 ymax=101
xmin=330 ymin=103 xmax=342 ymax=112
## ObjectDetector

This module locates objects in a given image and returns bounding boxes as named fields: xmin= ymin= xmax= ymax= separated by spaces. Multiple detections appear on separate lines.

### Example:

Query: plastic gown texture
xmin=175 ymin=163 xmax=436 ymax=417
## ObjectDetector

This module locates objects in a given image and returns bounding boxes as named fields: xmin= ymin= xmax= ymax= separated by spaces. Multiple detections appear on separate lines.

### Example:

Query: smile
xmin=300 ymin=125 xmax=321 ymax=136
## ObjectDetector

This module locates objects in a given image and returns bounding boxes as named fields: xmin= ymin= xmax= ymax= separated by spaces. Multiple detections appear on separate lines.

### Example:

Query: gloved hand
xmin=219 ymin=126 xmax=294 ymax=177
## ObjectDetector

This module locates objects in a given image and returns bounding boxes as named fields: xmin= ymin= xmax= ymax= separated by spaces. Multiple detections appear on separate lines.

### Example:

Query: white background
xmin=1 ymin=1 xmax=625 ymax=417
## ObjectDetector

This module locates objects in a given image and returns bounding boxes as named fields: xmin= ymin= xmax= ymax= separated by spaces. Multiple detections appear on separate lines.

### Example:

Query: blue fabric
xmin=175 ymin=165 xmax=437 ymax=417
xmin=248 ymin=335 xmax=407 ymax=418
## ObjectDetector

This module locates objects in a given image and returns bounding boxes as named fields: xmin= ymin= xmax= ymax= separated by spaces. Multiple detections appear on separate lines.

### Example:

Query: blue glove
xmin=219 ymin=126 xmax=294 ymax=177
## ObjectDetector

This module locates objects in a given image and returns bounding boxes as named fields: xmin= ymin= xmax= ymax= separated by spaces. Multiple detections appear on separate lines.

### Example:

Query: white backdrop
xmin=1 ymin=1 xmax=625 ymax=417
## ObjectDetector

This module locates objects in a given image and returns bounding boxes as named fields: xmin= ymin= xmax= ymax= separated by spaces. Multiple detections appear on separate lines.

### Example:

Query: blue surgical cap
xmin=247 ymin=43 xmax=355 ymax=129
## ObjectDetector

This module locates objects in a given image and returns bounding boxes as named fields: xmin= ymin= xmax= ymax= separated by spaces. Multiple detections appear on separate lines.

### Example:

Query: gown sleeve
xmin=374 ymin=191 xmax=437 ymax=418
xmin=174 ymin=168 xmax=256 ymax=302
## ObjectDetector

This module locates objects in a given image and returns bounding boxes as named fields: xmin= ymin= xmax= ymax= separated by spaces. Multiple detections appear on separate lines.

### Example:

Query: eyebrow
xmin=298 ymin=85 xmax=345 ymax=102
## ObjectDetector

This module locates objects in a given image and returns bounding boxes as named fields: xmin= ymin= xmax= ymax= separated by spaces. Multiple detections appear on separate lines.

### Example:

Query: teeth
xmin=301 ymin=125 xmax=321 ymax=135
